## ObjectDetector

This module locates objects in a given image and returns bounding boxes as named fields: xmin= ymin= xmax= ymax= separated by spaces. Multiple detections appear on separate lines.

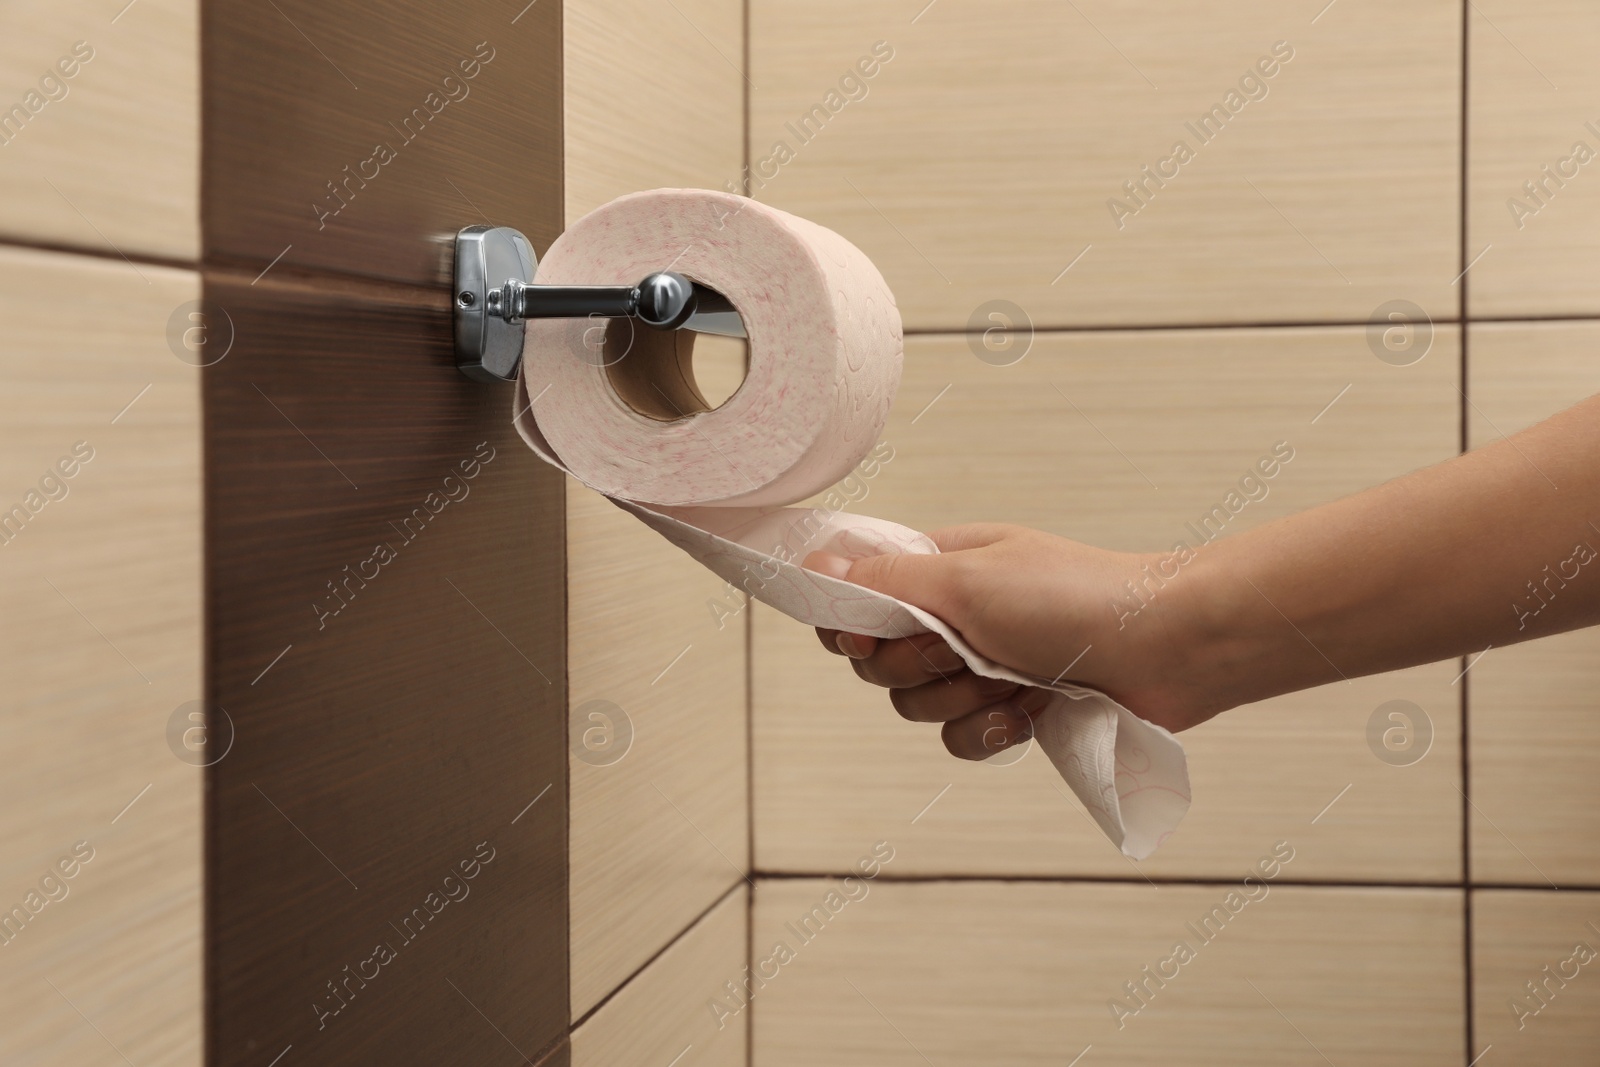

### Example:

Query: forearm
xmin=1188 ymin=393 xmax=1600 ymax=712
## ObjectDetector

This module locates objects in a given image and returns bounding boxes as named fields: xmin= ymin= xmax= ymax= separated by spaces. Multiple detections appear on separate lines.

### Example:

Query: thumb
xmin=803 ymin=549 xmax=967 ymax=621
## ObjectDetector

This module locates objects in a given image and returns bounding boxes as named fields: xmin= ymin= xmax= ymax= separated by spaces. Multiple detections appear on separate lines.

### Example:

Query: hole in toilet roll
xmin=604 ymin=321 xmax=749 ymax=422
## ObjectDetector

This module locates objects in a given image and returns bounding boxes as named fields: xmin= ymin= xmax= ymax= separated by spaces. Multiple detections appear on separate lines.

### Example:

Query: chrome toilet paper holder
xmin=453 ymin=225 xmax=745 ymax=382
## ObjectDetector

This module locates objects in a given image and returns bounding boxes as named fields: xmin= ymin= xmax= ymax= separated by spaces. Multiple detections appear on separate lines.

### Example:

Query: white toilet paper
xmin=513 ymin=189 xmax=1190 ymax=860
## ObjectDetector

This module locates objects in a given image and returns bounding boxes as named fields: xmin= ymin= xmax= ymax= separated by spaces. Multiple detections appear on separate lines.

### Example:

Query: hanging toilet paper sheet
xmin=511 ymin=188 xmax=1190 ymax=860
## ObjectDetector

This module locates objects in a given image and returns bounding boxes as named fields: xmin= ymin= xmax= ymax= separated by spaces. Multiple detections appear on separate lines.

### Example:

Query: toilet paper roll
xmin=513 ymin=189 xmax=1190 ymax=860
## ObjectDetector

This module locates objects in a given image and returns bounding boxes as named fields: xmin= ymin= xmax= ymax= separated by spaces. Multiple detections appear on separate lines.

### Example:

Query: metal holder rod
xmin=454 ymin=225 xmax=744 ymax=383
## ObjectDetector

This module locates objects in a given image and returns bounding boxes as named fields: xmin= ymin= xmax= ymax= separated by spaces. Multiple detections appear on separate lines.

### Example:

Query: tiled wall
xmin=7 ymin=0 xmax=1598 ymax=1063
xmin=0 ymin=1 xmax=202 ymax=1063
xmin=743 ymin=1 xmax=1600 ymax=1063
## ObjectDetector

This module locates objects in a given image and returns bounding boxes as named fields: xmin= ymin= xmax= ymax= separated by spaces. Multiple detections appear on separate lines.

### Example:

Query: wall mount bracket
xmin=453 ymin=225 xmax=744 ymax=382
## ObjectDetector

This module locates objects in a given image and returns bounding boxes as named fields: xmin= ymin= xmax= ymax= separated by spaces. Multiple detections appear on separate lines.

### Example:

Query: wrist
xmin=1177 ymin=545 xmax=1262 ymax=715
xmin=1093 ymin=547 xmax=1246 ymax=731
xmin=1171 ymin=532 xmax=1351 ymax=722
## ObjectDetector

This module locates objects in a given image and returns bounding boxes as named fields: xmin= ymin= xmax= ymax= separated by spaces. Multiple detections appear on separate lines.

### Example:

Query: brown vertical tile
xmin=202 ymin=0 xmax=562 ymax=285
xmin=202 ymin=272 xmax=567 ymax=1064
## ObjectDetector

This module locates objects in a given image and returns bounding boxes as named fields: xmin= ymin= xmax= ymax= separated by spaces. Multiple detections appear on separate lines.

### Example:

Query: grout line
xmin=899 ymin=318 xmax=1467 ymax=336
xmin=201 ymin=259 xmax=446 ymax=304
xmin=559 ymin=416 xmax=573 ymax=1036
xmin=742 ymin=0 xmax=752 ymax=201
xmin=746 ymin=878 xmax=755 ymax=1066
xmin=753 ymin=871 xmax=1600 ymax=891
xmin=0 ymin=234 xmax=197 ymax=272
xmin=742 ymin=4 xmax=756 ymax=1060
xmin=1459 ymin=4 xmax=1479 ymax=1062
xmin=197 ymin=16 xmax=215 ymax=1058
xmin=514 ymin=1032 xmax=572 ymax=1067
xmin=899 ymin=314 xmax=1600 ymax=339
xmin=1468 ymin=312 xmax=1600 ymax=324
xmin=744 ymin=566 xmax=757 ymax=1065
xmin=568 ymin=879 xmax=745 ymax=1034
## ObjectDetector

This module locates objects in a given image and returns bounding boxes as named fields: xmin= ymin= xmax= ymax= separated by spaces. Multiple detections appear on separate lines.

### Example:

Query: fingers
xmin=941 ymin=689 xmax=1052 ymax=760
xmin=816 ymin=620 xmax=1049 ymax=762
xmin=802 ymin=548 xmax=963 ymax=621
xmin=815 ymin=626 xmax=967 ymax=685
xmin=889 ymin=671 xmax=1019 ymax=723
xmin=847 ymin=631 xmax=965 ymax=688
xmin=818 ymin=625 xmax=968 ymax=688
xmin=815 ymin=627 xmax=878 ymax=660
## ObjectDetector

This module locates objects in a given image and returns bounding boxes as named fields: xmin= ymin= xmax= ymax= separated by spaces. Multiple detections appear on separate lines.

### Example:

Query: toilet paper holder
xmin=453 ymin=225 xmax=745 ymax=382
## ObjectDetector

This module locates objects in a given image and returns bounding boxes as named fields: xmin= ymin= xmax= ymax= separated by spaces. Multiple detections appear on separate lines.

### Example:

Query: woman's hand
xmin=806 ymin=523 xmax=1226 ymax=760
xmin=811 ymin=393 xmax=1600 ymax=763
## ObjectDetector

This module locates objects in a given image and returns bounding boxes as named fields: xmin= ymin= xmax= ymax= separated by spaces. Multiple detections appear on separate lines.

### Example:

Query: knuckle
xmin=851 ymin=550 xmax=896 ymax=590
xmin=937 ymin=554 xmax=980 ymax=619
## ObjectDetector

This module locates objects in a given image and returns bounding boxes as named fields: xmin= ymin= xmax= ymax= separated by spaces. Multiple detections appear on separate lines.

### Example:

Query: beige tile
xmin=565 ymin=0 xmax=745 ymax=221
xmin=1467 ymin=322 xmax=1600 ymax=438
xmin=1472 ymin=890 xmax=1600 ymax=1065
xmin=1468 ymin=631 xmax=1600 ymax=886
xmin=1466 ymin=323 xmax=1600 ymax=885
xmin=567 ymin=487 xmax=750 ymax=1016
xmin=752 ymin=879 xmax=1464 ymax=1066
xmin=573 ymin=887 xmax=748 ymax=1067
xmin=0 ymin=247 xmax=201 ymax=1063
xmin=1467 ymin=1 xmax=1600 ymax=317
xmin=749 ymin=0 xmax=1460 ymax=330
xmin=0 ymin=0 xmax=197 ymax=260
xmin=754 ymin=327 xmax=1464 ymax=881
xmin=563 ymin=0 xmax=750 ymax=1019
